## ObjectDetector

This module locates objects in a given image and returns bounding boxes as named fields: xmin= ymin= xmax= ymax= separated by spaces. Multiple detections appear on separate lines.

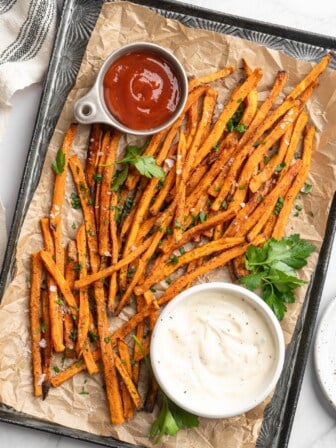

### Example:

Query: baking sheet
xmin=1 ymin=1 xmax=336 ymax=447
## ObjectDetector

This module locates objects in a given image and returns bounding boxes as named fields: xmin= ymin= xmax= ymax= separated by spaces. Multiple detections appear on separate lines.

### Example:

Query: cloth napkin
xmin=0 ymin=0 xmax=57 ymax=267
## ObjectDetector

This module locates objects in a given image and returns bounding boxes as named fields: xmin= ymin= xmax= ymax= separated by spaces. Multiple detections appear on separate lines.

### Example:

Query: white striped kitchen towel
xmin=0 ymin=0 xmax=57 ymax=267
xmin=0 ymin=0 xmax=57 ymax=137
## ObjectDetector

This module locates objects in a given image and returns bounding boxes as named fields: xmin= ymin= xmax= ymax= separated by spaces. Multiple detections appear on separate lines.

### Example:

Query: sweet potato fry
xmin=94 ymin=282 xmax=124 ymax=424
xmin=82 ymin=343 xmax=99 ymax=376
xmin=144 ymin=376 xmax=159 ymax=413
xmin=186 ymin=101 xmax=199 ymax=149
xmin=40 ymin=218 xmax=64 ymax=353
xmin=108 ymin=191 xmax=119 ymax=311
xmin=118 ymin=339 xmax=135 ymax=419
xmin=50 ymin=124 xmax=77 ymax=228
xmin=272 ymin=125 xmax=315 ymax=239
xmin=143 ymin=290 xmax=158 ymax=331
xmin=76 ymin=225 xmax=90 ymax=352
xmin=94 ymin=131 xmax=111 ymax=226
xmin=63 ymin=241 xmax=78 ymax=358
xmin=120 ymin=178 xmax=148 ymax=239
xmin=132 ymin=317 xmax=144 ymax=386
xmin=283 ymin=111 xmax=309 ymax=171
xmin=51 ymin=214 xmax=65 ymax=275
xmin=262 ymin=214 xmax=278 ymax=238
xmin=232 ymin=255 xmax=250 ymax=279
xmin=240 ymin=59 xmax=258 ymax=127
xmin=41 ymin=290 xmax=52 ymax=400
xmin=99 ymin=130 xmax=120 ymax=257
xmin=30 ymin=252 xmax=43 ymax=397
xmin=72 ymin=226 xmax=99 ymax=374
xmin=287 ymin=53 xmax=331 ymax=100
xmin=149 ymin=168 xmax=175 ymax=216
xmin=174 ymin=131 xmax=187 ymax=241
xmin=186 ymin=159 xmax=209 ymax=194
xmin=188 ymin=65 xmax=235 ymax=90
xmin=115 ymin=354 xmax=142 ymax=410
xmin=86 ymin=124 xmax=103 ymax=193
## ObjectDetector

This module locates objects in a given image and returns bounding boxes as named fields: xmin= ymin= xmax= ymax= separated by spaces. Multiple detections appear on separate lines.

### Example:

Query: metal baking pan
xmin=1 ymin=0 xmax=336 ymax=446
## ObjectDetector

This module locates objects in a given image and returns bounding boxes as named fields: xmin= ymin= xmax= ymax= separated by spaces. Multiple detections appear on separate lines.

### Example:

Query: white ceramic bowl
xmin=150 ymin=282 xmax=285 ymax=419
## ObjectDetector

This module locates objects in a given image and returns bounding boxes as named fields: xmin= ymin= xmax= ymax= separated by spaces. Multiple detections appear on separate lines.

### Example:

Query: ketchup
xmin=103 ymin=51 xmax=181 ymax=130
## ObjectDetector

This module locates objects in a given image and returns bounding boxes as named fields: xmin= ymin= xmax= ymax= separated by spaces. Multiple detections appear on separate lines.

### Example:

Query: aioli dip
xmin=151 ymin=284 xmax=283 ymax=417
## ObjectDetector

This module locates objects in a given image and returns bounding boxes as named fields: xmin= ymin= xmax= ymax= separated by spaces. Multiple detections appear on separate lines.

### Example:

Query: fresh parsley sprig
xmin=150 ymin=394 xmax=199 ymax=444
xmin=132 ymin=336 xmax=199 ymax=444
xmin=109 ymin=144 xmax=165 ymax=191
xmin=239 ymin=234 xmax=315 ymax=320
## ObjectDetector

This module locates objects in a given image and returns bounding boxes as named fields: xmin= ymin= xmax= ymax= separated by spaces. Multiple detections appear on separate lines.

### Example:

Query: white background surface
xmin=0 ymin=0 xmax=336 ymax=447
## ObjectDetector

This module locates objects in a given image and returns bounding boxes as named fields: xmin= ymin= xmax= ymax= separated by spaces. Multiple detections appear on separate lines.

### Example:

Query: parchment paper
xmin=1 ymin=2 xmax=336 ymax=447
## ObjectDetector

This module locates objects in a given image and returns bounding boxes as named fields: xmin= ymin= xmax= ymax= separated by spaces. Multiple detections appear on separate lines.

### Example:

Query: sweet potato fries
xmin=29 ymin=54 xmax=330 ymax=424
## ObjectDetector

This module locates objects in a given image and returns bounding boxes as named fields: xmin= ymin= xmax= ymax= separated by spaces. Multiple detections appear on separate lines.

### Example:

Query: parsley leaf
xmin=301 ymin=182 xmax=312 ymax=194
xmin=226 ymin=104 xmax=245 ymax=132
xmin=235 ymin=123 xmax=247 ymax=133
xmin=52 ymin=149 xmax=66 ymax=175
xmin=70 ymin=193 xmax=81 ymax=209
xmin=239 ymin=235 xmax=315 ymax=320
xmin=118 ymin=144 xmax=165 ymax=180
xmin=93 ymin=173 xmax=103 ymax=183
xmin=275 ymin=161 xmax=286 ymax=172
xmin=274 ymin=196 xmax=284 ymax=216
xmin=150 ymin=395 xmax=198 ymax=444
xmin=111 ymin=165 xmax=129 ymax=192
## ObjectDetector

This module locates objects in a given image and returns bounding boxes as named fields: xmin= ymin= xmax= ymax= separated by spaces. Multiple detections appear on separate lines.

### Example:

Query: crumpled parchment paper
xmin=0 ymin=2 xmax=336 ymax=447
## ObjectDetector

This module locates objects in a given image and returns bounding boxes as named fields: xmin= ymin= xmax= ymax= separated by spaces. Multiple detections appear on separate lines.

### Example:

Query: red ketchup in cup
xmin=103 ymin=51 xmax=181 ymax=131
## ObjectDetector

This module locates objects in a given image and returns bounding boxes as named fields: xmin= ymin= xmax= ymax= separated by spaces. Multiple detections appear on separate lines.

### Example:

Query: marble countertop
xmin=0 ymin=0 xmax=336 ymax=447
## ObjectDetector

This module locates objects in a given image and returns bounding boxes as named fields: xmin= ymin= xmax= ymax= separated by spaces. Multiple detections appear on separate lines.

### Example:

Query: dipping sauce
xmin=103 ymin=51 xmax=182 ymax=130
xmin=151 ymin=287 xmax=279 ymax=417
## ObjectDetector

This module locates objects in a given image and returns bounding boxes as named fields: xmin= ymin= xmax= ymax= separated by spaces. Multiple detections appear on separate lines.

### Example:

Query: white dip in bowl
xmin=150 ymin=282 xmax=285 ymax=418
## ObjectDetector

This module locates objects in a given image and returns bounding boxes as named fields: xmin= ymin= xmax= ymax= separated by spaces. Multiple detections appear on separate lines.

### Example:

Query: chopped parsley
xmin=93 ymin=173 xmax=103 ymax=183
xmin=70 ymin=193 xmax=81 ymax=209
xmin=301 ymin=183 xmax=312 ymax=194
xmin=274 ymin=197 xmax=285 ymax=216
xmin=52 ymin=149 xmax=66 ymax=175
